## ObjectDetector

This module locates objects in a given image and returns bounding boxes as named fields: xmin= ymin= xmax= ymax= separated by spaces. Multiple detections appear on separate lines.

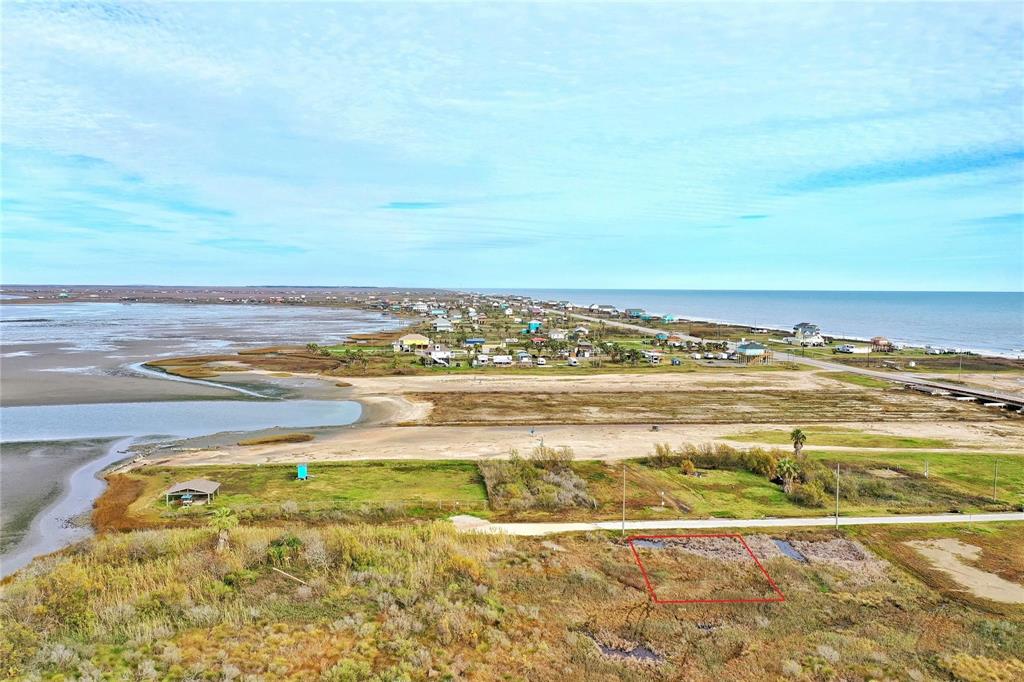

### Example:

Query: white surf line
xmin=452 ymin=512 xmax=1024 ymax=536
xmin=128 ymin=361 xmax=277 ymax=400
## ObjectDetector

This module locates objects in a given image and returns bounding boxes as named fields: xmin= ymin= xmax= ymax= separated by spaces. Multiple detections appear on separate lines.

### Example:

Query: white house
xmin=784 ymin=322 xmax=825 ymax=347
xmin=425 ymin=343 xmax=452 ymax=366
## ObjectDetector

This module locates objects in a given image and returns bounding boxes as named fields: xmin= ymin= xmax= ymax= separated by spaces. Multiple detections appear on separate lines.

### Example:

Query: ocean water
xmin=477 ymin=289 xmax=1023 ymax=357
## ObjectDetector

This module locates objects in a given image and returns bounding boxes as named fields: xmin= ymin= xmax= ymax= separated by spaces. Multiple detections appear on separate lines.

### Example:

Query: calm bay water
xmin=0 ymin=301 xmax=399 ymax=353
xmin=0 ymin=301 xmax=383 ymax=575
xmin=0 ymin=399 xmax=361 ymax=442
xmin=478 ymin=289 xmax=1023 ymax=357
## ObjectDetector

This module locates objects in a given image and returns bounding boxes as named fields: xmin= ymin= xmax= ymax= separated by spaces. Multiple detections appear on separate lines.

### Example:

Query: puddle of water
xmin=595 ymin=641 xmax=662 ymax=662
xmin=774 ymin=539 xmax=808 ymax=562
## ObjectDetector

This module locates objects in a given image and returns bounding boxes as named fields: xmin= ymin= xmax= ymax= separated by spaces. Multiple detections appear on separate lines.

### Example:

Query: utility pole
xmin=622 ymin=462 xmax=627 ymax=536
xmin=993 ymin=460 xmax=999 ymax=503
xmin=835 ymin=463 xmax=840 ymax=529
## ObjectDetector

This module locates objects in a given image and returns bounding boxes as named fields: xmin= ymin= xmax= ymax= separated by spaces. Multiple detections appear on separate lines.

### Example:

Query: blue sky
xmin=1 ymin=1 xmax=1021 ymax=291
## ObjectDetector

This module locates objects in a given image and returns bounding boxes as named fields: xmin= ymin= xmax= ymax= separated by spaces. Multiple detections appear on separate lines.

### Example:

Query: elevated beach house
xmin=165 ymin=479 xmax=220 ymax=506
xmin=784 ymin=322 xmax=825 ymax=347
xmin=736 ymin=341 xmax=773 ymax=365
xmin=393 ymin=333 xmax=430 ymax=352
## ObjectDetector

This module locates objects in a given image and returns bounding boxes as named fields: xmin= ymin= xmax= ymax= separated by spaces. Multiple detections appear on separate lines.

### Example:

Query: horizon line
xmin=1 ymin=284 xmax=1021 ymax=295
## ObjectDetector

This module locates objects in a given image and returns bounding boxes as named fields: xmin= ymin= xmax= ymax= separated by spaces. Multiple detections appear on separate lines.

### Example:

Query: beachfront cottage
xmin=784 ymin=322 xmax=825 ymax=347
xmin=736 ymin=341 xmax=773 ymax=365
xmin=393 ymin=333 xmax=431 ymax=352
xmin=165 ymin=479 xmax=220 ymax=506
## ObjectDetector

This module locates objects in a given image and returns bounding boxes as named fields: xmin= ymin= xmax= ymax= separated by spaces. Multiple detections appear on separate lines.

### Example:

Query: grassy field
xmin=772 ymin=344 xmax=1024 ymax=373
xmin=3 ymin=521 xmax=1021 ymax=680
xmin=111 ymin=461 xmax=489 ymax=527
xmin=725 ymin=427 xmax=955 ymax=449
xmin=102 ymin=449 xmax=1024 ymax=532
xmin=805 ymin=449 xmax=1024 ymax=505
xmin=410 ymin=388 xmax=1006 ymax=425
xmin=820 ymin=371 xmax=894 ymax=389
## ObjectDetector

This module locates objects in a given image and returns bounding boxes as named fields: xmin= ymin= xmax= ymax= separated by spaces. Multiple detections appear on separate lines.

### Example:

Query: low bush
xmin=479 ymin=449 xmax=596 ymax=511
xmin=528 ymin=445 xmax=575 ymax=472
xmin=786 ymin=481 xmax=827 ymax=508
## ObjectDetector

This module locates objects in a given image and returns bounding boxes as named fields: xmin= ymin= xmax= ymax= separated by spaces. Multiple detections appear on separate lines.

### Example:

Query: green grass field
xmin=820 ymin=371 xmax=893 ymax=388
xmin=806 ymin=449 xmax=1024 ymax=504
xmin=726 ymin=426 xmax=955 ymax=449
xmin=127 ymin=461 xmax=488 ymax=522
xmin=114 ymin=449 xmax=1023 ymax=529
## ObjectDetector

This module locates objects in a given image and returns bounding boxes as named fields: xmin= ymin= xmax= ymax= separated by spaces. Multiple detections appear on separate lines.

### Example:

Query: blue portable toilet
xmin=297 ymin=464 xmax=308 ymax=480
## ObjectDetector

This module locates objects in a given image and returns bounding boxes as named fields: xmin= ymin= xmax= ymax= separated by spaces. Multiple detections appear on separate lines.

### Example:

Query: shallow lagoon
xmin=0 ymin=399 xmax=361 ymax=442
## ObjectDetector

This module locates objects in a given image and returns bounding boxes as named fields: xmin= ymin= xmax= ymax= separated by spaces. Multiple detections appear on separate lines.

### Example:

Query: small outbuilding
xmin=165 ymin=479 xmax=221 ymax=505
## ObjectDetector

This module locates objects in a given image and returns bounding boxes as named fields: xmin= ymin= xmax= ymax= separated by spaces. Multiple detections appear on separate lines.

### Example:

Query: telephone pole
xmin=993 ymin=460 xmax=999 ymax=502
xmin=621 ymin=462 xmax=627 ymax=536
xmin=835 ymin=463 xmax=840 ymax=528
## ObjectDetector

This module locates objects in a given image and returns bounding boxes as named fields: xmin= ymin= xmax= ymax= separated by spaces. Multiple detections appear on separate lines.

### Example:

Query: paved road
xmin=557 ymin=310 xmax=1024 ymax=407
xmin=452 ymin=511 xmax=1024 ymax=536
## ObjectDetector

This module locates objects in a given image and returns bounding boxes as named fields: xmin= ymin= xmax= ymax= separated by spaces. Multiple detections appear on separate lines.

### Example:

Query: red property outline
xmin=627 ymin=534 xmax=786 ymax=604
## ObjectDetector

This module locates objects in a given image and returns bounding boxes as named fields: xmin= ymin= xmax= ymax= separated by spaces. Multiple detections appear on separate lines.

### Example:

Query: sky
xmin=1 ymin=1 xmax=1022 ymax=291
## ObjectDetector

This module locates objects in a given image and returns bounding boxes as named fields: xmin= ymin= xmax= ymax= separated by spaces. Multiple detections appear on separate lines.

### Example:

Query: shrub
xmin=479 ymin=450 xmax=594 ymax=510
xmin=529 ymin=445 xmax=575 ymax=471
xmin=680 ymin=459 xmax=696 ymax=476
xmin=740 ymin=447 xmax=779 ymax=478
xmin=649 ymin=443 xmax=678 ymax=468
xmin=787 ymin=481 xmax=827 ymax=508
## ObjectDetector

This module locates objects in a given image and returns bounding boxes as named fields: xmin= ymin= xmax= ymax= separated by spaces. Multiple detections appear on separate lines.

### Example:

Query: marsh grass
xmin=410 ymin=389 xmax=1005 ymax=425
xmin=2 ymin=524 xmax=1022 ymax=680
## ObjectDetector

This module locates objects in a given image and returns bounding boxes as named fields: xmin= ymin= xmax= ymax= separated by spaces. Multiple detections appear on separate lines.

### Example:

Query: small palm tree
xmin=210 ymin=507 xmax=238 ymax=553
xmin=790 ymin=429 xmax=807 ymax=458
xmin=777 ymin=457 xmax=801 ymax=494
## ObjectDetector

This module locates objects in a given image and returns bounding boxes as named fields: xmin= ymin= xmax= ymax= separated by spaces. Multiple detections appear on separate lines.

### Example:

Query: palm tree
xmin=790 ymin=428 xmax=807 ymax=458
xmin=210 ymin=507 xmax=238 ymax=553
xmin=777 ymin=457 xmax=801 ymax=494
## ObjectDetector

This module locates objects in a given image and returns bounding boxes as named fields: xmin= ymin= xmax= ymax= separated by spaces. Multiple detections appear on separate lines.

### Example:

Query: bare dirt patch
xmin=906 ymin=539 xmax=1024 ymax=604
xmin=868 ymin=468 xmax=907 ymax=479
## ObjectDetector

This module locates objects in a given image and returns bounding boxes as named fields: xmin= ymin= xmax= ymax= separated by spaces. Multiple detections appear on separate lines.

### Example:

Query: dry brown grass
xmin=91 ymin=474 xmax=150 ymax=532
xmin=411 ymin=389 xmax=1008 ymax=425
xmin=146 ymin=348 xmax=345 ymax=375
xmin=850 ymin=523 xmax=1024 ymax=616
xmin=236 ymin=433 xmax=315 ymax=446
